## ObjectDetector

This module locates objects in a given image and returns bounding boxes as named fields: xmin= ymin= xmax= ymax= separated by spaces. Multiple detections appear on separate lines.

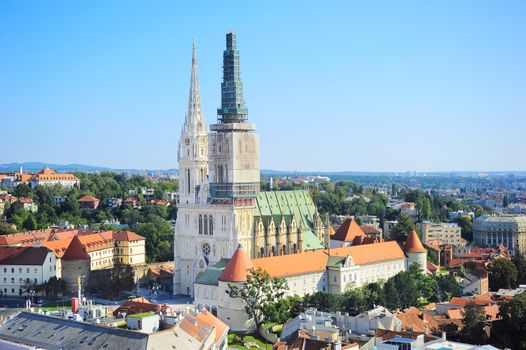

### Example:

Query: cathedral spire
xmin=184 ymin=38 xmax=204 ymax=134
xmin=217 ymin=31 xmax=248 ymax=123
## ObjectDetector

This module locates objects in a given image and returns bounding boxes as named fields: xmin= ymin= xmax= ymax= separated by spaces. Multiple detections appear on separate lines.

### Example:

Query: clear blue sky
xmin=1 ymin=1 xmax=525 ymax=172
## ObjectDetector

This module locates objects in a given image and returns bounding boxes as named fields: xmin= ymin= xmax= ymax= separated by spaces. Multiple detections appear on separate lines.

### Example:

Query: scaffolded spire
xmin=184 ymin=38 xmax=205 ymax=134
xmin=217 ymin=32 xmax=248 ymax=123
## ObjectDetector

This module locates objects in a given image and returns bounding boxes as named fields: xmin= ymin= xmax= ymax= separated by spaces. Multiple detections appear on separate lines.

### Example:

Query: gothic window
xmin=282 ymin=244 xmax=286 ymax=255
xmin=293 ymin=243 xmax=297 ymax=253
xmin=271 ymin=246 xmax=276 ymax=257
xmin=187 ymin=168 xmax=191 ymax=194
xmin=204 ymin=215 xmax=208 ymax=235
xmin=198 ymin=215 xmax=202 ymax=235
xmin=260 ymin=247 xmax=265 ymax=258
xmin=209 ymin=215 xmax=213 ymax=235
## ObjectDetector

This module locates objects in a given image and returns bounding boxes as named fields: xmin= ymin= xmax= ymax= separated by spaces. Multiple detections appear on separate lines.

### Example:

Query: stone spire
xmin=217 ymin=32 xmax=248 ymax=123
xmin=184 ymin=38 xmax=205 ymax=134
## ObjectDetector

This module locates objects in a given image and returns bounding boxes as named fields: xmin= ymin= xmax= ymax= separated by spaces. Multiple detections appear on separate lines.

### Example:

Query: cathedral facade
xmin=173 ymin=33 xmax=326 ymax=296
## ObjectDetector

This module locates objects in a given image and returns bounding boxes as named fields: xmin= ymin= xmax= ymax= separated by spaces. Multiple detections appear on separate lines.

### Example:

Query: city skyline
xmin=1 ymin=1 xmax=525 ymax=172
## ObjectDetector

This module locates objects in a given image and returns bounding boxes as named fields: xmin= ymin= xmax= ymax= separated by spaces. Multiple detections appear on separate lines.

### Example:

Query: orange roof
xmin=78 ymin=195 xmax=99 ymax=202
xmin=447 ymin=309 xmax=463 ymax=320
xmin=18 ymin=197 xmax=33 ymax=203
xmin=484 ymin=305 xmax=500 ymax=320
xmin=42 ymin=238 xmax=73 ymax=258
xmin=113 ymin=230 xmax=145 ymax=241
xmin=62 ymin=235 xmax=90 ymax=260
xmin=180 ymin=310 xmax=227 ymax=343
xmin=329 ymin=241 xmax=406 ymax=265
xmin=404 ymin=231 xmax=426 ymax=253
xmin=196 ymin=309 xmax=228 ymax=343
xmin=449 ymin=297 xmax=494 ymax=307
xmin=250 ymin=241 xmax=405 ymax=278
xmin=329 ymin=226 xmax=335 ymax=236
xmin=253 ymin=250 xmax=329 ymax=278
xmin=38 ymin=168 xmax=56 ymax=175
xmin=331 ymin=218 xmax=365 ymax=242
xmin=219 ymin=245 xmax=254 ymax=282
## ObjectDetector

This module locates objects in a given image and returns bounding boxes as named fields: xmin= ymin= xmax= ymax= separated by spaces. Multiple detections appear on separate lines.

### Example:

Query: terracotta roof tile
xmin=219 ymin=245 xmax=254 ymax=282
xmin=331 ymin=219 xmax=365 ymax=242
xmin=404 ymin=231 xmax=426 ymax=253
xmin=62 ymin=236 xmax=90 ymax=260
xmin=78 ymin=195 xmax=99 ymax=202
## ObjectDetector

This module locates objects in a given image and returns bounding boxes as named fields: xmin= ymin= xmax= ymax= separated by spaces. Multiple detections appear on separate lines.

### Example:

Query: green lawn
xmin=228 ymin=333 xmax=273 ymax=349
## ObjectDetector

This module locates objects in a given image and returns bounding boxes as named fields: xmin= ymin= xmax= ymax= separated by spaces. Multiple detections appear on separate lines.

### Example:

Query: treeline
xmin=301 ymin=264 xmax=460 ymax=314
xmin=258 ymin=263 xmax=460 ymax=327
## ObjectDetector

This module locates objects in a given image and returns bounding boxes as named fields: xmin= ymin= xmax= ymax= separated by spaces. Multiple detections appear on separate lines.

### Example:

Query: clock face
xmin=199 ymin=138 xmax=205 ymax=145
xmin=185 ymin=138 xmax=190 ymax=145
xmin=217 ymin=134 xmax=223 ymax=142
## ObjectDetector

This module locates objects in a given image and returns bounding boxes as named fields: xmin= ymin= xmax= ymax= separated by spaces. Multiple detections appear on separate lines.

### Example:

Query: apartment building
xmin=419 ymin=221 xmax=463 ymax=246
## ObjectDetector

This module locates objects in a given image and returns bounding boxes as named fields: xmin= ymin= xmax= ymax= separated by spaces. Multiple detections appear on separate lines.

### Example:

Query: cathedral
xmin=173 ymin=33 xmax=327 ymax=296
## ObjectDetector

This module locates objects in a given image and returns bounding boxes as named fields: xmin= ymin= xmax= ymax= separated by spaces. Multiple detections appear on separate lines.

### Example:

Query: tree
xmin=492 ymin=292 xmax=526 ymax=349
xmin=452 ymin=216 xmax=473 ymax=241
xmin=392 ymin=213 xmax=415 ymax=243
xmin=228 ymin=267 xmax=288 ymax=330
xmin=488 ymin=258 xmax=517 ymax=291
xmin=513 ymin=253 xmax=526 ymax=285
xmin=135 ymin=215 xmax=174 ymax=262
xmin=461 ymin=302 xmax=487 ymax=344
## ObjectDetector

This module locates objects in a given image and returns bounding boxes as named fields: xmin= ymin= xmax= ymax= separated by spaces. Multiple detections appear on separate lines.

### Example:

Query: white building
xmin=174 ymin=34 xmax=326 ymax=297
xmin=30 ymin=168 xmax=79 ymax=189
xmin=194 ymin=235 xmax=426 ymax=332
xmin=0 ymin=246 xmax=56 ymax=296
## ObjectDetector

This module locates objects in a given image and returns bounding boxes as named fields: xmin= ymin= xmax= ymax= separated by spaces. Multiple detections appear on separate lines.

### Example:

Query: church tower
xmin=208 ymin=31 xmax=260 ymax=252
xmin=174 ymin=33 xmax=260 ymax=297
xmin=178 ymin=40 xmax=208 ymax=205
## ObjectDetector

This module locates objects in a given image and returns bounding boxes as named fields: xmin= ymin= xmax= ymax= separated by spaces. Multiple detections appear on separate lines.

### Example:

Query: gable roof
xmin=329 ymin=241 xmax=406 ymax=265
xmin=0 ymin=247 xmax=51 ymax=265
xmin=219 ymin=245 xmax=254 ymax=282
xmin=78 ymin=195 xmax=99 ymax=202
xmin=331 ymin=218 xmax=365 ymax=242
xmin=253 ymin=250 xmax=329 ymax=278
xmin=404 ymin=231 xmax=426 ymax=253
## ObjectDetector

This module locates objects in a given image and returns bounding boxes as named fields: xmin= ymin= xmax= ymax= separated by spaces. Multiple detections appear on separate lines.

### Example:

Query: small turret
xmin=404 ymin=231 xmax=427 ymax=272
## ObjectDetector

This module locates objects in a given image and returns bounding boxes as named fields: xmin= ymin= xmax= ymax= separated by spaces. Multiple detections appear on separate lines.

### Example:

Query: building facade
xmin=173 ymin=33 xmax=325 ymax=297
xmin=0 ymin=247 xmax=56 ymax=296
xmin=419 ymin=221 xmax=462 ymax=246
xmin=473 ymin=214 xmax=526 ymax=255
xmin=193 ymin=237 xmax=425 ymax=331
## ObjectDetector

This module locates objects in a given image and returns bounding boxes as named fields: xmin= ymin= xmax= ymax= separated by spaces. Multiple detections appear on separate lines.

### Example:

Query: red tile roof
xmin=360 ymin=225 xmax=381 ymax=235
xmin=219 ymin=245 xmax=254 ymax=282
xmin=449 ymin=297 xmax=494 ymax=307
xmin=404 ymin=231 xmax=426 ymax=253
xmin=78 ymin=195 xmax=99 ymax=202
xmin=62 ymin=235 xmax=91 ymax=260
xmin=331 ymin=219 xmax=365 ymax=242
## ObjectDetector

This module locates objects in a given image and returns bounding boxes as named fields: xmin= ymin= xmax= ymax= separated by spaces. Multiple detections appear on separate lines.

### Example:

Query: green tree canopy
xmin=488 ymin=258 xmax=517 ymax=291
xmin=228 ymin=267 xmax=288 ymax=330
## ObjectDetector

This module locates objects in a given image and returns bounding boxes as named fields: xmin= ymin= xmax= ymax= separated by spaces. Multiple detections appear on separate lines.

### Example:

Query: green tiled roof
xmin=254 ymin=190 xmax=317 ymax=229
xmin=302 ymin=231 xmax=325 ymax=250
xmin=194 ymin=258 xmax=229 ymax=286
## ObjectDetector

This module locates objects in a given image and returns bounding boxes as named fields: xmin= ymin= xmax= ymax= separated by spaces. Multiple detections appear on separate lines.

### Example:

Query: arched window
xmin=204 ymin=215 xmax=208 ymax=235
xmin=260 ymin=247 xmax=265 ymax=258
xmin=187 ymin=168 xmax=191 ymax=194
xmin=209 ymin=215 xmax=213 ymax=235
xmin=293 ymin=243 xmax=297 ymax=253
xmin=198 ymin=215 xmax=202 ymax=235
xmin=282 ymin=244 xmax=286 ymax=255
xmin=271 ymin=246 xmax=276 ymax=257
